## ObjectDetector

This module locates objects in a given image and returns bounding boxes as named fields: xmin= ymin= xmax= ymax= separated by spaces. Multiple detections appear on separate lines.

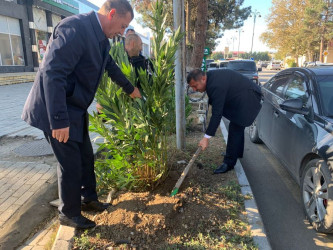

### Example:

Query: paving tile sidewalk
xmin=0 ymin=161 xmax=56 ymax=228
xmin=0 ymin=81 xmax=101 ymax=249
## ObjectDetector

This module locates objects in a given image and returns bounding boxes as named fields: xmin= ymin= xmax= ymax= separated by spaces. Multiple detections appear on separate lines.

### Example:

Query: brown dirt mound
xmin=75 ymin=129 xmax=256 ymax=249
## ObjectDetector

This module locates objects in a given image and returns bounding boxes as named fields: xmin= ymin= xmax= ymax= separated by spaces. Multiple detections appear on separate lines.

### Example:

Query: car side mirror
xmin=280 ymin=98 xmax=309 ymax=115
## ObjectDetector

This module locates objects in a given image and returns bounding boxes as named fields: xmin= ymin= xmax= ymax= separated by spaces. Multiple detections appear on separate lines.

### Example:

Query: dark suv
xmin=227 ymin=60 xmax=259 ymax=84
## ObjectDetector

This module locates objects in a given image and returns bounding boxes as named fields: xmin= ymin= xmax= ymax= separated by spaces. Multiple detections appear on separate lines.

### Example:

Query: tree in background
xmin=239 ymin=51 xmax=271 ymax=61
xmin=261 ymin=0 xmax=333 ymax=64
xmin=132 ymin=0 xmax=251 ymax=68
xmin=302 ymin=0 xmax=333 ymax=62
xmin=210 ymin=51 xmax=224 ymax=60
xmin=209 ymin=51 xmax=270 ymax=61
xmin=260 ymin=0 xmax=307 ymax=65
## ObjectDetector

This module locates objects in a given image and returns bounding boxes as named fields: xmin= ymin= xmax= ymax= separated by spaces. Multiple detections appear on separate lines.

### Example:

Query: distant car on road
xmin=249 ymin=66 xmax=333 ymax=233
xmin=260 ymin=61 xmax=269 ymax=68
xmin=218 ymin=60 xmax=229 ymax=69
xmin=267 ymin=61 xmax=281 ymax=70
xmin=207 ymin=62 xmax=219 ymax=71
xmin=256 ymin=61 xmax=267 ymax=71
xmin=306 ymin=61 xmax=333 ymax=68
xmin=206 ymin=59 xmax=215 ymax=65
xmin=207 ymin=60 xmax=229 ymax=71
xmin=256 ymin=61 xmax=262 ymax=71
xmin=227 ymin=59 xmax=259 ymax=84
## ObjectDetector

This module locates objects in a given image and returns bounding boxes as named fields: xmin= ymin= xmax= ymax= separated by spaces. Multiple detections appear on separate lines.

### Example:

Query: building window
xmin=51 ymin=14 xmax=61 ymax=28
xmin=0 ymin=15 xmax=25 ymax=66
xmin=36 ymin=30 xmax=48 ymax=64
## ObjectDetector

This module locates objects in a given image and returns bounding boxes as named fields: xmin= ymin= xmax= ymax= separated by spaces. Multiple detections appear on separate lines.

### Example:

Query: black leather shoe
xmin=59 ymin=214 xmax=96 ymax=229
xmin=213 ymin=163 xmax=234 ymax=174
xmin=81 ymin=200 xmax=110 ymax=212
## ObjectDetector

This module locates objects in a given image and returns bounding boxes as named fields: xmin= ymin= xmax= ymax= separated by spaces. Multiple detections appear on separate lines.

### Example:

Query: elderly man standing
xmin=22 ymin=0 xmax=141 ymax=229
xmin=187 ymin=69 xmax=262 ymax=174
xmin=125 ymin=33 xmax=153 ymax=89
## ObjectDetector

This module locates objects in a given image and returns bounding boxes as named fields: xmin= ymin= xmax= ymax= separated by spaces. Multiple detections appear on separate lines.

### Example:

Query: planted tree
xmin=261 ymin=0 xmax=333 ymax=62
xmin=89 ymin=1 xmax=183 ymax=191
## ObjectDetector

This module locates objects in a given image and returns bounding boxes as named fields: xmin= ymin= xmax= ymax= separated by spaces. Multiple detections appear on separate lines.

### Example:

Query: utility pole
xmin=250 ymin=10 xmax=261 ymax=54
xmin=237 ymin=29 xmax=243 ymax=59
xmin=173 ymin=0 xmax=186 ymax=150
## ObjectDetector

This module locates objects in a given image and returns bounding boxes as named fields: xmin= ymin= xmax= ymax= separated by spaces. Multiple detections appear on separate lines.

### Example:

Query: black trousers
xmin=45 ymin=128 xmax=97 ymax=217
xmin=223 ymin=122 xmax=245 ymax=167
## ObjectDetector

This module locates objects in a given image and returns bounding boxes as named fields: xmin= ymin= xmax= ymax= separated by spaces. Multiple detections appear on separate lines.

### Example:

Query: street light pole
xmin=250 ymin=10 xmax=261 ymax=54
xmin=237 ymin=29 xmax=243 ymax=59
xmin=173 ymin=0 xmax=186 ymax=150
xmin=231 ymin=36 xmax=236 ymax=52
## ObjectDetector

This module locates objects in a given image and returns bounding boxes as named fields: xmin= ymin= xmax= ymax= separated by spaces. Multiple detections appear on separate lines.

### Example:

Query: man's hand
xmin=199 ymin=137 xmax=209 ymax=151
xmin=129 ymin=87 xmax=142 ymax=99
xmin=52 ymin=127 xmax=70 ymax=143
xmin=96 ymin=103 xmax=103 ymax=113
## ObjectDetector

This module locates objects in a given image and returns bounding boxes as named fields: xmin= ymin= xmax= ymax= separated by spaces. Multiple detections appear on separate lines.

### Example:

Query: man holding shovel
xmin=22 ymin=0 xmax=141 ymax=229
xmin=187 ymin=69 xmax=262 ymax=174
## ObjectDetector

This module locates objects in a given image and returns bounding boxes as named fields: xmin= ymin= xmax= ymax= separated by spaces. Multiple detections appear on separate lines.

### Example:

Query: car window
xmin=227 ymin=61 xmax=256 ymax=71
xmin=284 ymin=75 xmax=308 ymax=104
xmin=265 ymin=75 xmax=292 ymax=98
xmin=317 ymin=75 xmax=333 ymax=116
xmin=219 ymin=62 xmax=228 ymax=68
xmin=206 ymin=59 xmax=214 ymax=65
xmin=209 ymin=63 xmax=218 ymax=68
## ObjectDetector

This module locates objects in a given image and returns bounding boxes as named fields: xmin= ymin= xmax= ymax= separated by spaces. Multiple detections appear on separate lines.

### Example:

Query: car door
xmin=271 ymin=72 xmax=316 ymax=177
xmin=259 ymin=74 xmax=292 ymax=152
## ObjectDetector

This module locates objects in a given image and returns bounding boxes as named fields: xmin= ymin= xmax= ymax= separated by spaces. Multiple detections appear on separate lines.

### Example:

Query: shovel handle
xmin=171 ymin=147 xmax=202 ymax=196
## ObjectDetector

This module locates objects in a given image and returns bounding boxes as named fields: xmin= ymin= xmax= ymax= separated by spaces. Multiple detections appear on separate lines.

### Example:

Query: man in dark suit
xmin=22 ymin=0 xmax=141 ymax=229
xmin=187 ymin=69 xmax=262 ymax=174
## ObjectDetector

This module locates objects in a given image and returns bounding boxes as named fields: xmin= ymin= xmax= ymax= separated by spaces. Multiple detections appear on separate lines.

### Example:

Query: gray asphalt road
xmin=241 ymin=129 xmax=333 ymax=249
xmin=259 ymin=68 xmax=278 ymax=85
xmin=237 ymin=69 xmax=333 ymax=250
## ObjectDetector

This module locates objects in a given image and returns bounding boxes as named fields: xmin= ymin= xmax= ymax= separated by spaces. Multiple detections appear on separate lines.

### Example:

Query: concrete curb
xmin=220 ymin=120 xmax=271 ymax=250
xmin=51 ymin=225 xmax=75 ymax=250
xmin=0 ymin=72 xmax=36 ymax=86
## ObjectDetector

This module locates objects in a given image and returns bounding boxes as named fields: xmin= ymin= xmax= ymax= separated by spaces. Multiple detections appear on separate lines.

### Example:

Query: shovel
xmin=170 ymin=147 xmax=202 ymax=197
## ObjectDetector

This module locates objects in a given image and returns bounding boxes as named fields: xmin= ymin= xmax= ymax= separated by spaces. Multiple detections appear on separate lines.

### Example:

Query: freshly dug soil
xmin=74 ymin=123 xmax=256 ymax=249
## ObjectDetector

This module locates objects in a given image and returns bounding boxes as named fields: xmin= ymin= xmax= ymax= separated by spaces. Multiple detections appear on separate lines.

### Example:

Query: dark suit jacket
xmin=22 ymin=11 xmax=134 ymax=142
xmin=205 ymin=69 xmax=262 ymax=136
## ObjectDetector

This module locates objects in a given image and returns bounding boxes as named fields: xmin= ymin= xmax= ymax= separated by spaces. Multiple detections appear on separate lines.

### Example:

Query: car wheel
xmin=301 ymin=159 xmax=333 ymax=233
xmin=249 ymin=120 xmax=262 ymax=144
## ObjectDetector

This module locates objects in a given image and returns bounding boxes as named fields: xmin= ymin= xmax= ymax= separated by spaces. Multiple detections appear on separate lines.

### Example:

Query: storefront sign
xmin=42 ymin=0 xmax=79 ymax=14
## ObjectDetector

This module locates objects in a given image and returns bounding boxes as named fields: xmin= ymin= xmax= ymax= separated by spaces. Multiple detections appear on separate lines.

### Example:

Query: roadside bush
xmin=89 ymin=1 xmax=183 ymax=191
xmin=286 ymin=58 xmax=297 ymax=68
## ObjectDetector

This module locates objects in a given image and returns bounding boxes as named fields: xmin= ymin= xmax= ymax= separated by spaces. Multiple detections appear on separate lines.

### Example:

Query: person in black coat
xmin=22 ymin=0 xmax=141 ymax=229
xmin=187 ymin=69 xmax=262 ymax=174
xmin=96 ymin=33 xmax=152 ymax=113
xmin=125 ymin=33 xmax=153 ymax=89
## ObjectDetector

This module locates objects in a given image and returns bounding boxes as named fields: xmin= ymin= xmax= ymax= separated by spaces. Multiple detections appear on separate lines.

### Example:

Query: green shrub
xmin=286 ymin=58 xmax=297 ymax=67
xmin=89 ymin=1 xmax=183 ymax=191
